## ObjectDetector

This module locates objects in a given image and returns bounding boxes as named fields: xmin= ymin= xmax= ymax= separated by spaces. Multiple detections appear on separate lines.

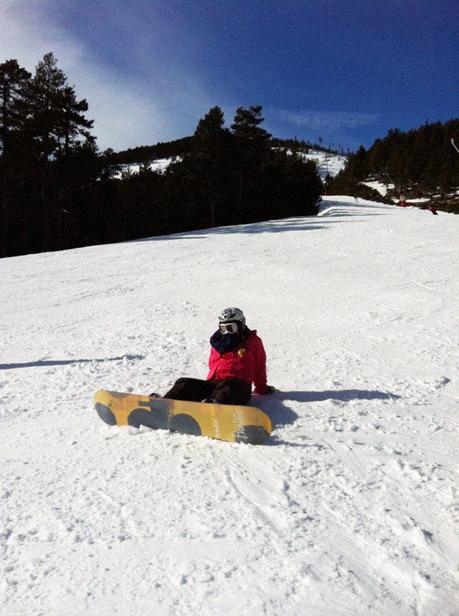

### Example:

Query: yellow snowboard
xmin=94 ymin=390 xmax=272 ymax=444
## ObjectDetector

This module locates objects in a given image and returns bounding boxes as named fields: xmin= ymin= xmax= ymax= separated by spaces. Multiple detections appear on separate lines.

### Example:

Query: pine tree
xmin=231 ymin=105 xmax=271 ymax=145
xmin=194 ymin=106 xmax=226 ymax=147
xmin=0 ymin=59 xmax=31 ymax=155
xmin=192 ymin=106 xmax=231 ymax=226
xmin=230 ymin=106 xmax=272 ymax=220
xmin=19 ymin=53 xmax=96 ymax=251
xmin=56 ymin=86 xmax=95 ymax=156
xmin=21 ymin=52 xmax=94 ymax=160
xmin=0 ymin=60 xmax=31 ymax=256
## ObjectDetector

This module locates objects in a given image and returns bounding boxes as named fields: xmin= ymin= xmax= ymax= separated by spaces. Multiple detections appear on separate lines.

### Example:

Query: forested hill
xmin=0 ymin=51 xmax=324 ymax=257
xmin=328 ymin=119 xmax=459 ymax=210
xmin=1 ymin=53 xmax=325 ymax=258
xmin=107 ymin=137 xmax=194 ymax=165
xmin=109 ymin=136 xmax=335 ymax=166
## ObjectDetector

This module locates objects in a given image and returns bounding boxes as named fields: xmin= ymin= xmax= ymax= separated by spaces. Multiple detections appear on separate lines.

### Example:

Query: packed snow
xmin=1 ymin=197 xmax=458 ymax=616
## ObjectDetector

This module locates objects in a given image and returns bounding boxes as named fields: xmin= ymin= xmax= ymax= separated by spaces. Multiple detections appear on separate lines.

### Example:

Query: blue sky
xmin=1 ymin=0 xmax=457 ymax=151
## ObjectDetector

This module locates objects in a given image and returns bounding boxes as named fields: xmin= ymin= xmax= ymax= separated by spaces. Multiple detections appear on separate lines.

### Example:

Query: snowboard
xmin=94 ymin=389 xmax=272 ymax=444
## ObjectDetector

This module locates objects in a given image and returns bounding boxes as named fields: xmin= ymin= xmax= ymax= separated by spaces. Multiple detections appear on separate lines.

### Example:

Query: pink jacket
xmin=207 ymin=330 xmax=268 ymax=394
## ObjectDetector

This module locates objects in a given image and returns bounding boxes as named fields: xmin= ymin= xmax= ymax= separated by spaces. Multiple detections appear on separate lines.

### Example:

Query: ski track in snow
xmin=1 ymin=196 xmax=458 ymax=616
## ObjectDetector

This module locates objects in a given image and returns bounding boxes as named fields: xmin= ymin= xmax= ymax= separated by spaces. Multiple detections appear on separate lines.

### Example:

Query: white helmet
xmin=218 ymin=307 xmax=246 ymax=325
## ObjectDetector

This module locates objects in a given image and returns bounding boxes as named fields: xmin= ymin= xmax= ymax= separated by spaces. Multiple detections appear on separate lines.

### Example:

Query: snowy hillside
xmin=111 ymin=157 xmax=177 ymax=179
xmin=301 ymin=149 xmax=347 ymax=179
xmin=112 ymin=149 xmax=347 ymax=180
xmin=1 ymin=197 xmax=458 ymax=616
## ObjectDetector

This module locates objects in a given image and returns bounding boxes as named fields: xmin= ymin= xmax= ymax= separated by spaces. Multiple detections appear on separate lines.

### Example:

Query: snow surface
xmin=1 ymin=197 xmax=458 ymax=616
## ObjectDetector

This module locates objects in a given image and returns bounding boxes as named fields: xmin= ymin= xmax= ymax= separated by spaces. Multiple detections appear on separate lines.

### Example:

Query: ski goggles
xmin=219 ymin=322 xmax=239 ymax=334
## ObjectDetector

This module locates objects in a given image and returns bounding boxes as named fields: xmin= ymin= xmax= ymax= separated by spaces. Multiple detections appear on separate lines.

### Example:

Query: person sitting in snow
xmin=155 ymin=307 xmax=275 ymax=405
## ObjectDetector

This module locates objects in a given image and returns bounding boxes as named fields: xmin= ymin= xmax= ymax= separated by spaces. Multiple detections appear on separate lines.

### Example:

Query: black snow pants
xmin=164 ymin=377 xmax=251 ymax=405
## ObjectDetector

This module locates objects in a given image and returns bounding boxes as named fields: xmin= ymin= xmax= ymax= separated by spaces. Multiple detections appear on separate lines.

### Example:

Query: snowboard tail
xmin=94 ymin=390 xmax=272 ymax=444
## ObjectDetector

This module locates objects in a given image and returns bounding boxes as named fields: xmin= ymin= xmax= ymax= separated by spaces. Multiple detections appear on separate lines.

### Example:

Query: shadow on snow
xmin=0 ymin=354 xmax=145 ymax=370
xmin=133 ymin=210 xmax=380 ymax=243
xmin=259 ymin=388 xmax=401 ymax=447
xmin=280 ymin=389 xmax=401 ymax=403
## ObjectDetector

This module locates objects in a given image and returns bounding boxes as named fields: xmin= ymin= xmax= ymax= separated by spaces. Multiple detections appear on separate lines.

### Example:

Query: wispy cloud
xmin=268 ymin=109 xmax=381 ymax=132
xmin=0 ymin=0 xmax=212 ymax=150
xmin=0 ymin=1 xmax=383 ymax=151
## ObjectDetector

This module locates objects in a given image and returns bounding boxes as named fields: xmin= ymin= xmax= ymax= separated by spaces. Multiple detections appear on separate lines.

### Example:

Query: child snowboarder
xmin=155 ymin=307 xmax=274 ymax=405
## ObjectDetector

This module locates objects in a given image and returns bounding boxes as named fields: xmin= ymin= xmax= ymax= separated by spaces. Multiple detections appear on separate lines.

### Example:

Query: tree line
xmin=0 ymin=54 xmax=323 ymax=258
xmin=0 ymin=54 xmax=99 ymax=257
xmin=110 ymin=136 xmax=338 ymax=167
xmin=328 ymin=120 xmax=459 ymax=201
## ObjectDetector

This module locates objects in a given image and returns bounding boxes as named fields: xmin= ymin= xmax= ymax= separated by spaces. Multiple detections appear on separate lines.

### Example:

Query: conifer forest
xmin=1 ymin=53 xmax=457 ymax=257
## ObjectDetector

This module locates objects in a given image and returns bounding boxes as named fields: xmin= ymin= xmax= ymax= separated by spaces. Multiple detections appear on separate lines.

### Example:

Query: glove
xmin=264 ymin=385 xmax=276 ymax=394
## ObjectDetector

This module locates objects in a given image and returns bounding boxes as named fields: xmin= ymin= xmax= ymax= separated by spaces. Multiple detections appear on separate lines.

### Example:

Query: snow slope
xmin=301 ymin=149 xmax=347 ymax=179
xmin=1 ymin=197 xmax=458 ymax=616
